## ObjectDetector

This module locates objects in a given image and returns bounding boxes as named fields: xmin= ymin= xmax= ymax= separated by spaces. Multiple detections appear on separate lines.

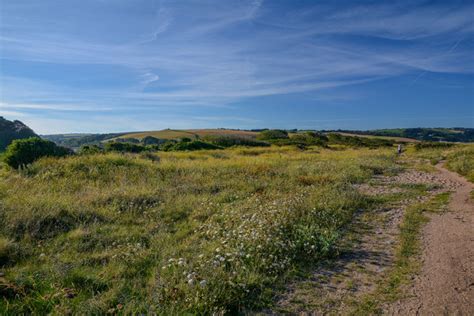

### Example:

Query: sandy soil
xmin=387 ymin=163 xmax=474 ymax=315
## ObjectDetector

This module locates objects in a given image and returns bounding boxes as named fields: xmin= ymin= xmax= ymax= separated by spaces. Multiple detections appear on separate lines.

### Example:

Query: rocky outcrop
xmin=0 ymin=116 xmax=38 ymax=151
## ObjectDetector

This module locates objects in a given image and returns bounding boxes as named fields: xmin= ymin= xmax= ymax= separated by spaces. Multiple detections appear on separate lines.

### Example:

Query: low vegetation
xmin=2 ymin=137 xmax=72 ymax=169
xmin=445 ymin=146 xmax=474 ymax=182
xmin=327 ymin=133 xmax=394 ymax=148
xmin=0 ymin=146 xmax=399 ymax=314
xmin=1 ymin=121 xmax=473 ymax=314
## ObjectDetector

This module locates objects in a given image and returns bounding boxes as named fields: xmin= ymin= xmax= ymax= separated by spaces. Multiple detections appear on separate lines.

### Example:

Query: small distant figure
xmin=397 ymin=144 xmax=402 ymax=155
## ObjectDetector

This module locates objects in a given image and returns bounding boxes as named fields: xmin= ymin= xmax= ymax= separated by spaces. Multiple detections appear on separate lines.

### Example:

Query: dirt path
xmin=388 ymin=163 xmax=474 ymax=315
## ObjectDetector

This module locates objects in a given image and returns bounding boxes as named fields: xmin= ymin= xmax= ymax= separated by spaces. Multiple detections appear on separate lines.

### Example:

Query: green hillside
xmin=334 ymin=128 xmax=474 ymax=142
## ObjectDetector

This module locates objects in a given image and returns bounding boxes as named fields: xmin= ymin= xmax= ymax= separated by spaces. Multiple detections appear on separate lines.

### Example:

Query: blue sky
xmin=0 ymin=0 xmax=473 ymax=134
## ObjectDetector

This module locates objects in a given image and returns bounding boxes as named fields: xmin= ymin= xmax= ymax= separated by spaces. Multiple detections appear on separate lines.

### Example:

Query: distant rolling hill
xmin=43 ymin=129 xmax=258 ymax=149
xmin=42 ymin=127 xmax=474 ymax=150
xmin=336 ymin=132 xmax=420 ymax=143
xmin=329 ymin=128 xmax=474 ymax=143
xmin=116 ymin=128 xmax=258 ymax=140
xmin=42 ymin=133 xmax=126 ymax=149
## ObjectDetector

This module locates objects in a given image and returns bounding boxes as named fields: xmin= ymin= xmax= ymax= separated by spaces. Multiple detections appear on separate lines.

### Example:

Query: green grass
xmin=1 ymin=144 xmax=470 ymax=314
xmin=0 ymin=146 xmax=399 ymax=314
xmin=445 ymin=145 xmax=474 ymax=183
xmin=403 ymin=143 xmax=474 ymax=182
xmin=352 ymin=192 xmax=451 ymax=315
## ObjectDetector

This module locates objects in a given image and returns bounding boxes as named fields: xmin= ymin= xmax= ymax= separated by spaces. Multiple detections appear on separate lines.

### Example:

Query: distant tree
xmin=203 ymin=135 xmax=270 ymax=148
xmin=115 ymin=138 xmax=140 ymax=144
xmin=3 ymin=137 xmax=72 ymax=169
xmin=142 ymin=136 xmax=162 ymax=145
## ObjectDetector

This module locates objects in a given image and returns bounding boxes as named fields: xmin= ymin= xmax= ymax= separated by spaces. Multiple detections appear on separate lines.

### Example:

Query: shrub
xmin=171 ymin=140 xmax=222 ymax=151
xmin=78 ymin=145 xmax=103 ymax=155
xmin=142 ymin=136 xmax=164 ymax=145
xmin=289 ymin=132 xmax=328 ymax=146
xmin=327 ymin=133 xmax=393 ymax=148
xmin=3 ymin=137 xmax=72 ymax=169
xmin=104 ymin=142 xmax=147 ymax=153
xmin=159 ymin=140 xmax=178 ymax=151
xmin=203 ymin=135 xmax=270 ymax=148
xmin=414 ymin=142 xmax=454 ymax=150
xmin=257 ymin=129 xmax=289 ymax=140
xmin=115 ymin=138 xmax=140 ymax=144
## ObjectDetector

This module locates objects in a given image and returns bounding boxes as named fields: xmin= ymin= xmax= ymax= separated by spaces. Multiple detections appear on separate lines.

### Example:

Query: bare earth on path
xmin=387 ymin=163 xmax=474 ymax=315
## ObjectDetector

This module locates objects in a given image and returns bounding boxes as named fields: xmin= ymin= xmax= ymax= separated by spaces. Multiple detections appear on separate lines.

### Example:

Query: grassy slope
xmin=0 ymin=146 xmax=398 ymax=314
xmin=336 ymin=132 xmax=419 ymax=143
xmin=404 ymin=143 xmax=474 ymax=183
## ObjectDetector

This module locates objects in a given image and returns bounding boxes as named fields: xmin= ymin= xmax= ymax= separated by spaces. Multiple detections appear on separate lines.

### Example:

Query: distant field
xmin=337 ymin=132 xmax=420 ymax=143
xmin=118 ymin=129 xmax=258 ymax=140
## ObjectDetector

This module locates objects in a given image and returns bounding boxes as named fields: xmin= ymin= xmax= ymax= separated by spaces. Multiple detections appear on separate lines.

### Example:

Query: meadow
xmin=0 ymin=145 xmax=400 ymax=314
xmin=0 ymin=142 xmax=472 ymax=314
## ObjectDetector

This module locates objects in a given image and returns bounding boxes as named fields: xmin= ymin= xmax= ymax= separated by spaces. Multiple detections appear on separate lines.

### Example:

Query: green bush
xmin=78 ymin=145 xmax=103 ymax=155
xmin=203 ymin=135 xmax=270 ymax=148
xmin=327 ymin=133 xmax=393 ymax=148
xmin=257 ymin=129 xmax=289 ymax=140
xmin=159 ymin=140 xmax=178 ymax=151
xmin=141 ymin=136 xmax=164 ymax=145
xmin=171 ymin=140 xmax=222 ymax=151
xmin=115 ymin=137 xmax=140 ymax=144
xmin=414 ymin=142 xmax=454 ymax=150
xmin=2 ymin=137 xmax=72 ymax=169
xmin=290 ymin=132 xmax=328 ymax=146
xmin=104 ymin=142 xmax=147 ymax=153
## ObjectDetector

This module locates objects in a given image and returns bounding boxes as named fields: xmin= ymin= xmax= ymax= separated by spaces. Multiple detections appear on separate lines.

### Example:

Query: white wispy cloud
xmin=0 ymin=101 xmax=113 ymax=112
xmin=0 ymin=0 xmax=473 ymax=132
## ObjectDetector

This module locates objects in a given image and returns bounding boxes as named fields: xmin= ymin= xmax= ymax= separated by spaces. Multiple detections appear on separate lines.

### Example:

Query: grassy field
xmin=1 ymin=143 xmax=472 ymax=314
xmin=0 ymin=146 xmax=401 ymax=314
